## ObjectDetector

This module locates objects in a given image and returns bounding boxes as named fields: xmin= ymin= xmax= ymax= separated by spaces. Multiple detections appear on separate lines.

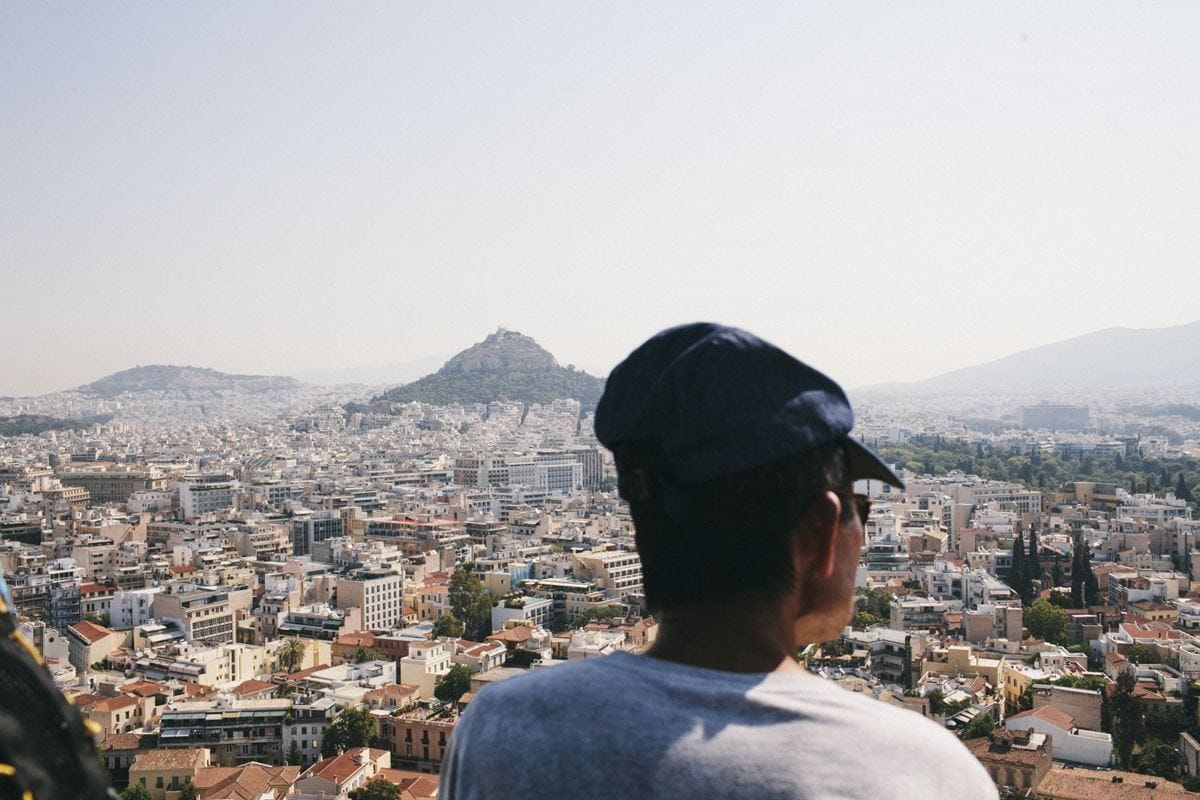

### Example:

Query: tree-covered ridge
xmin=370 ymin=329 xmax=604 ymax=409
xmin=376 ymin=366 xmax=604 ymax=408
xmin=77 ymin=365 xmax=300 ymax=397
xmin=875 ymin=435 xmax=1200 ymax=506
xmin=0 ymin=413 xmax=113 ymax=437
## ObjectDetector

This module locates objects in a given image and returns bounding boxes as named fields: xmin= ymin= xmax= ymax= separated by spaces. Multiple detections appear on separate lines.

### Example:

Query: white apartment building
xmin=1005 ymin=706 xmax=1112 ymax=767
xmin=111 ymin=587 xmax=163 ymax=629
xmin=178 ymin=474 xmax=238 ymax=520
xmin=491 ymin=595 xmax=552 ymax=632
xmin=153 ymin=585 xmax=237 ymax=644
xmin=964 ymin=569 xmax=1017 ymax=610
xmin=337 ymin=566 xmax=403 ymax=632
xmin=399 ymin=640 xmax=452 ymax=699
xmin=572 ymin=549 xmax=643 ymax=599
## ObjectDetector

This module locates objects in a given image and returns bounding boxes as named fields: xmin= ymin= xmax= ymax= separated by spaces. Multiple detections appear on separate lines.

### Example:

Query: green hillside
xmin=369 ymin=329 xmax=605 ymax=409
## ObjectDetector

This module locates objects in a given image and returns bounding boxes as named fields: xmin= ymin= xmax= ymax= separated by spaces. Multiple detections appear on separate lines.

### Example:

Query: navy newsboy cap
xmin=594 ymin=322 xmax=903 ymax=489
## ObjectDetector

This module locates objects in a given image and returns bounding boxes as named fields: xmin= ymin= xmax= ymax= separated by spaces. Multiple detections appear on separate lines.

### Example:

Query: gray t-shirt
xmin=440 ymin=651 xmax=998 ymax=800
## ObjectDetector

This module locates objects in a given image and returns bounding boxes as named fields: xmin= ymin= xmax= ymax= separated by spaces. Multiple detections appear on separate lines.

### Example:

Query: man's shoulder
xmin=472 ymin=656 xmax=621 ymax=707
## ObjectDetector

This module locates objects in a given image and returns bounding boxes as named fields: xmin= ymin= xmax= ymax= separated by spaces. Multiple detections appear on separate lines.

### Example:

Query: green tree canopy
xmin=277 ymin=638 xmax=308 ymax=674
xmin=354 ymin=646 xmax=387 ymax=663
xmin=855 ymin=587 xmax=893 ymax=620
xmin=1047 ymin=589 xmax=1072 ymax=608
xmin=348 ymin=778 xmax=403 ymax=800
xmin=1134 ymin=739 xmax=1180 ymax=779
xmin=432 ymin=613 xmax=465 ymax=639
xmin=1034 ymin=673 xmax=1109 ymax=692
xmin=120 ymin=785 xmax=153 ymax=800
xmin=1011 ymin=532 xmax=1028 ymax=605
xmin=572 ymin=605 xmax=625 ymax=628
xmin=449 ymin=566 xmax=494 ymax=641
xmin=852 ymin=610 xmax=884 ymax=630
xmin=1025 ymin=598 xmax=1069 ymax=644
xmin=321 ymin=705 xmax=379 ymax=757
xmin=287 ymin=740 xmax=304 ymax=766
xmin=434 ymin=664 xmax=474 ymax=704
xmin=178 ymin=783 xmax=199 ymax=800
xmin=1027 ymin=527 xmax=1042 ymax=581
xmin=959 ymin=713 xmax=995 ymax=740
xmin=1127 ymin=643 xmax=1159 ymax=665
xmin=1109 ymin=669 xmax=1146 ymax=770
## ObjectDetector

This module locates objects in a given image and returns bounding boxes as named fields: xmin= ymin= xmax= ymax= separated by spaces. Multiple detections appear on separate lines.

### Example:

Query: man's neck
xmin=644 ymin=602 xmax=804 ymax=674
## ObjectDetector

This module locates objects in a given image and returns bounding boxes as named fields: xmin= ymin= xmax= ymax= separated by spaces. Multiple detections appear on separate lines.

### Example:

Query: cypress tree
xmin=1177 ymin=473 xmax=1191 ymax=502
xmin=1027 ymin=526 xmax=1042 ymax=584
xmin=1011 ymin=533 xmax=1029 ymax=605
xmin=1071 ymin=536 xmax=1085 ymax=608
xmin=1084 ymin=557 xmax=1101 ymax=607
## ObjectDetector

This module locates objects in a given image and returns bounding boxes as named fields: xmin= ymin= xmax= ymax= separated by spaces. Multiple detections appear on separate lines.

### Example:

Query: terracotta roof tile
xmin=230 ymin=679 xmax=275 ymax=697
xmin=131 ymin=747 xmax=209 ymax=772
xmin=193 ymin=763 xmax=300 ymax=800
xmin=286 ymin=663 xmax=330 ymax=681
xmin=1008 ymin=704 xmax=1077 ymax=731
xmin=120 ymin=680 xmax=168 ymax=697
xmin=303 ymin=748 xmax=387 ymax=786
xmin=1036 ymin=765 xmax=1190 ymax=798
xmin=69 ymin=619 xmax=113 ymax=644
xmin=93 ymin=694 xmax=140 ymax=713
xmin=99 ymin=733 xmax=146 ymax=751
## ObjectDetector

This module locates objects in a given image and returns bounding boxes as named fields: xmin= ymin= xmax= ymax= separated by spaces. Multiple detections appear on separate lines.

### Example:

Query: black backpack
xmin=0 ymin=590 xmax=116 ymax=800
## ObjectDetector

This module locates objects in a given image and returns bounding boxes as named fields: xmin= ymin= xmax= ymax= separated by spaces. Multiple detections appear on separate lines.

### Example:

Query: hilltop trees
xmin=875 ymin=436 xmax=1200 ymax=512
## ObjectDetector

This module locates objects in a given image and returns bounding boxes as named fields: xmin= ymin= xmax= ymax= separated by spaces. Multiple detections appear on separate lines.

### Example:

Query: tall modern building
xmin=178 ymin=474 xmax=238 ymax=519
xmin=1019 ymin=404 xmax=1090 ymax=431
xmin=291 ymin=510 xmax=344 ymax=556
xmin=336 ymin=566 xmax=403 ymax=632
xmin=153 ymin=585 xmax=236 ymax=645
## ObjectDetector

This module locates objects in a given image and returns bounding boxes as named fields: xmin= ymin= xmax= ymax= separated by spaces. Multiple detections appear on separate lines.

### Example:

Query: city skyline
xmin=4 ymin=3 xmax=1200 ymax=396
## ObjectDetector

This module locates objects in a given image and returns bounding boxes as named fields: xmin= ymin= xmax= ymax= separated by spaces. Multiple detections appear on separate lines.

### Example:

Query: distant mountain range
xmin=77 ymin=365 xmax=301 ymax=398
xmin=862 ymin=321 xmax=1200 ymax=395
xmin=366 ymin=329 xmax=605 ymax=409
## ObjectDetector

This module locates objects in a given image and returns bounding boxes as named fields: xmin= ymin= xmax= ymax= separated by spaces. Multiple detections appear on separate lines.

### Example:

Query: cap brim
xmin=845 ymin=438 xmax=904 ymax=489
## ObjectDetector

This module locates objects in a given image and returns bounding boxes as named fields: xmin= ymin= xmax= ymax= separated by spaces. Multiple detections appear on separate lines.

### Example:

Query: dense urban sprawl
xmin=6 ymin=375 xmax=1200 ymax=798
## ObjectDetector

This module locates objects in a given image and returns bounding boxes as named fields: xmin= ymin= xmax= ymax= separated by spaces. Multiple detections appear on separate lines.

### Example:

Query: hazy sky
xmin=3 ymin=3 xmax=1199 ymax=396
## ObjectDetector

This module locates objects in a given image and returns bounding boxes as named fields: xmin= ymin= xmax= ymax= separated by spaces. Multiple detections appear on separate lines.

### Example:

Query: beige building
xmin=58 ymin=469 xmax=166 ymax=505
xmin=572 ymin=549 xmax=643 ymax=598
xmin=86 ymin=694 xmax=147 ymax=740
xmin=153 ymin=585 xmax=237 ymax=644
xmin=337 ymin=565 xmax=403 ymax=632
xmin=67 ymin=619 xmax=126 ymax=672
xmin=129 ymin=748 xmax=211 ymax=800
xmin=922 ymin=644 xmax=1005 ymax=686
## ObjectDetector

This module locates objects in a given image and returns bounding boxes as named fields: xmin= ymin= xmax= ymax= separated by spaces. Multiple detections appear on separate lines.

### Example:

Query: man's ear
xmin=795 ymin=491 xmax=842 ymax=579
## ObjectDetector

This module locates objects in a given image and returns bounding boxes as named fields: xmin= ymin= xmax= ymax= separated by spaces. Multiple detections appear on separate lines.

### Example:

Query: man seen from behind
xmin=440 ymin=322 xmax=997 ymax=800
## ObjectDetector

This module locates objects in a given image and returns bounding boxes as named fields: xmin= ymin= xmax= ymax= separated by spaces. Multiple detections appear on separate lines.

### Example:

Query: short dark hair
xmin=616 ymin=440 xmax=850 ymax=614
